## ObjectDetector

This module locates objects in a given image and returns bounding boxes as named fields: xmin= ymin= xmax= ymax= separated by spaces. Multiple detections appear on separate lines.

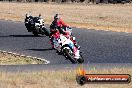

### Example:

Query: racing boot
xmin=74 ymin=43 xmax=80 ymax=50
xmin=49 ymin=36 xmax=54 ymax=49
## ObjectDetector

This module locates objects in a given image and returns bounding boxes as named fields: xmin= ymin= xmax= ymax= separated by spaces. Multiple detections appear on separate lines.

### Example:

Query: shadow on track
xmin=0 ymin=35 xmax=46 ymax=37
xmin=27 ymin=48 xmax=53 ymax=51
xmin=9 ymin=35 xmax=45 ymax=37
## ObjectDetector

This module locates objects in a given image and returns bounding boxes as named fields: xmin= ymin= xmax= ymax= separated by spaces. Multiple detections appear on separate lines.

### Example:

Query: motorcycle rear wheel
xmin=42 ymin=27 xmax=50 ymax=36
xmin=33 ymin=31 xmax=39 ymax=36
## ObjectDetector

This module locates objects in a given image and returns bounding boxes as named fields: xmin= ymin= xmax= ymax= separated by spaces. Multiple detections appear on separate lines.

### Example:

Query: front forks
xmin=73 ymin=46 xmax=80 ymax=59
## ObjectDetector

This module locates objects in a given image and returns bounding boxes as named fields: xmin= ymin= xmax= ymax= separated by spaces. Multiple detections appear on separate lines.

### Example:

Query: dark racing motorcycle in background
xmin=24 ymin=14 xmax=50 ymax=36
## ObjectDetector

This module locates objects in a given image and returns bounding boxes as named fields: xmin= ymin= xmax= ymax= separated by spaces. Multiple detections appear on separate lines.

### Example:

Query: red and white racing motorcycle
xmin=52 ymin=30 xmax=84 ymax=64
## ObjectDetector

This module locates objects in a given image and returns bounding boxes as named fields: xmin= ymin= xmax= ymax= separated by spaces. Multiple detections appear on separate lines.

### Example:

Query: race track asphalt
xmin=0 ymin=20 xmax=132 ymax=71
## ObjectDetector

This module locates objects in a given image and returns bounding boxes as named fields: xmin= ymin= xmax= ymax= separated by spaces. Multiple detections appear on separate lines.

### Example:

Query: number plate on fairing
xmin=68 ymin=42 xmax=74 ymax=49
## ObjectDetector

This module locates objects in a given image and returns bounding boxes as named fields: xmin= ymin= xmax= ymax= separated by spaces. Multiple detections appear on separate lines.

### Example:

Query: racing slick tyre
xmin=77 ymin=54 xmax=84 ymax=64
xmin=63 ymin=48 xmax=77 ymax=64
xmin=33 ymin=31 xmax=39 ymax=36
xmin=42 ymin=27 xmax=50 ymax=36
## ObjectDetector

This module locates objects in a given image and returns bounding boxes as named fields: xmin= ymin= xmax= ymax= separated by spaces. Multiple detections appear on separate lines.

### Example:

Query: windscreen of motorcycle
xmin=35 ymin=23 xmax=40 ymax=29
xmin=66 ymin=27 xmax=72 ymax=35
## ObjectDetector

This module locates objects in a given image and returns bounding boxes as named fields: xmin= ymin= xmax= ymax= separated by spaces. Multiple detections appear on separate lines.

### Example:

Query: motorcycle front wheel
xmin=63 ymin=48 xmax=77 ymax=64
xmin=77 ymin=54 xmax=84 ymax=64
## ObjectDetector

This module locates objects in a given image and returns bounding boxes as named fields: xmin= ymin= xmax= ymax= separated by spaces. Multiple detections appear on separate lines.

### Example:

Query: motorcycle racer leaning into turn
xmin=24 ymin=14 xmax=50 ymax=36
xmin=25 ymin=14 xmax=34 ymax=32
xmin=49 ymin=14 xmax=80 ymax=49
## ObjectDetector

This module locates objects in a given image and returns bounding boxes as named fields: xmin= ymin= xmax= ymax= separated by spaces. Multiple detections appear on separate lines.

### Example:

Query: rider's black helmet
xmin=54 ymin=14 xmax=60 ymax=20
xmin=25 ymin=14 xmax=30 ymax=18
